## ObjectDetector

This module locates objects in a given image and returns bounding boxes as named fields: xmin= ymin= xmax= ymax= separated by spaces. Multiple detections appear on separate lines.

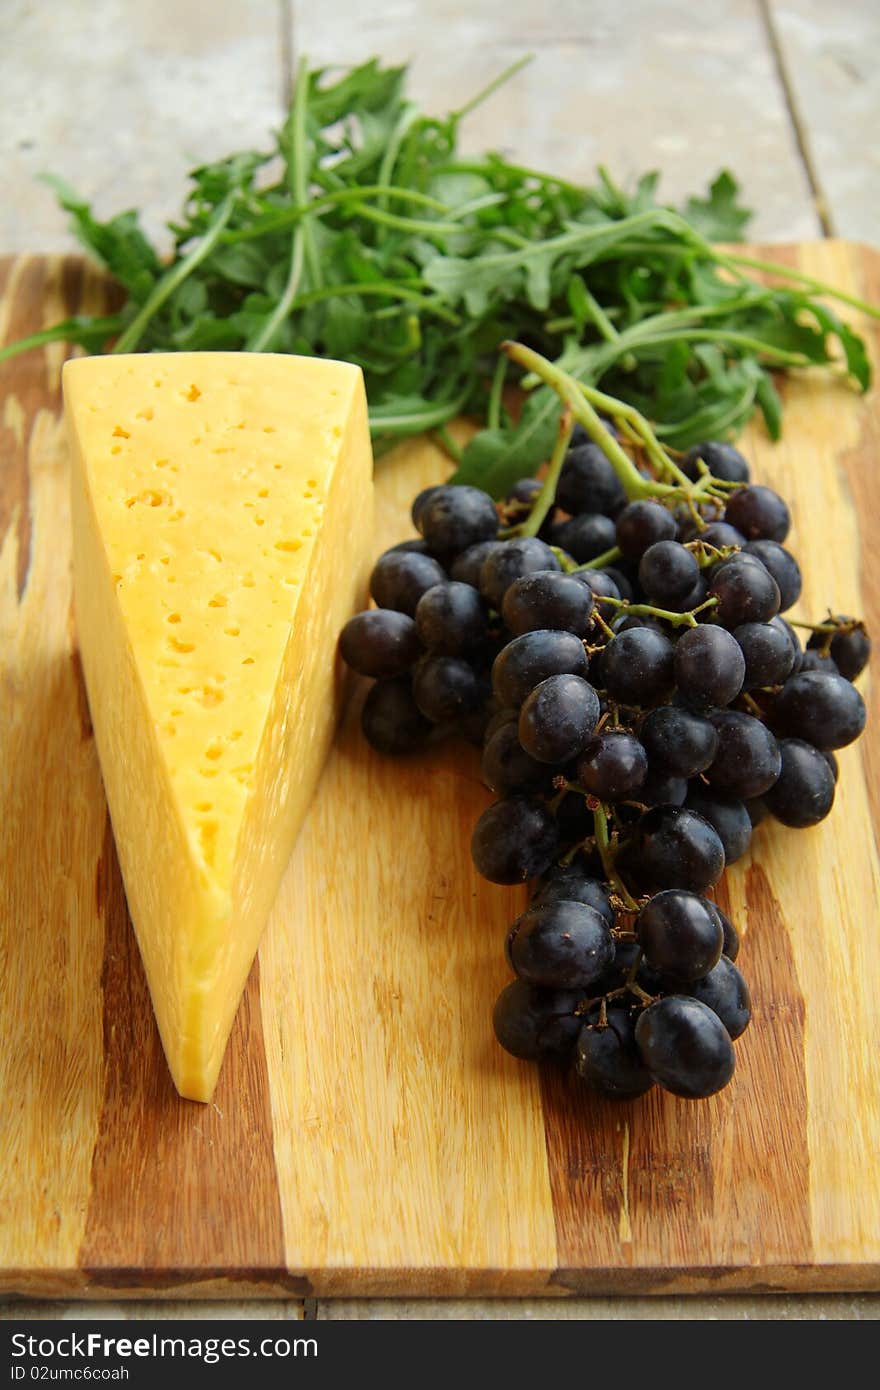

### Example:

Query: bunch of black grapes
xmin=340 ymin=426 xmax=869 ymax=1103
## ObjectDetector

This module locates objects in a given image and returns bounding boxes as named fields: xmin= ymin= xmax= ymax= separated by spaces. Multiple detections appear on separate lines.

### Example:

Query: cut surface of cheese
xmin=64 ymin=352 xmax=373 ymax=1101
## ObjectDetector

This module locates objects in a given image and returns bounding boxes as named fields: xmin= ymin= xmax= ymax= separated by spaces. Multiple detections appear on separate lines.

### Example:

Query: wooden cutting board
xmin=1 ymin=243 xmax=879 ymax=1300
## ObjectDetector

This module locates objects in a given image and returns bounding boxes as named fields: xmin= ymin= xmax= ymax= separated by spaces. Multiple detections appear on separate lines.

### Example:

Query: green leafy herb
xmin=2 ymin=55 xmax=877 ymax=499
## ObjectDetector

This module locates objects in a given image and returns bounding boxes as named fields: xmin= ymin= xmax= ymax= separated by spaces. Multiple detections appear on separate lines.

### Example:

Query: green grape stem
xmin=501 ymin=340 xmax=733 ymax=508
xmin=595 ymin=593 xmax=719 ymax=629
xmin=572 ymin=545 xmax=623 ymax=572
xmin=502 ymin=406 xmax=574 ymax=539
xmin=592 ymin=802 xmax=641 ymax=912
xmin=684 ymin=539 xmax=741 ymax=569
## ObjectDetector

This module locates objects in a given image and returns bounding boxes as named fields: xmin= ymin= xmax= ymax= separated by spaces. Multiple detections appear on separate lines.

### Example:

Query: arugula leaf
xmin=0 ymin=57 xmax=875 ymax=494
xmin=681 ymin=170 xmax=751 ymax=242
xmin=41 ymin=175 xmax=160 ymax=301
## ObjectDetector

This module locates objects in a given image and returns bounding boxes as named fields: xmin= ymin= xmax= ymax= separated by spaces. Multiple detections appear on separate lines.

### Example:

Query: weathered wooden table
xmin=1 ymin=0 xmax=878 ymax=1322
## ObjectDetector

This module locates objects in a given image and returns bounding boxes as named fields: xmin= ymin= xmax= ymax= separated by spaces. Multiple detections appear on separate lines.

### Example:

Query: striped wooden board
xmin=1 ymin=243 xmax=878 ymax=1299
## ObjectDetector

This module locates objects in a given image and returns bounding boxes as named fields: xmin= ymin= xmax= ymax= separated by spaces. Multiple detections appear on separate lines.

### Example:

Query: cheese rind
xmin=65 ymin=352 xmax=373 ymax=1100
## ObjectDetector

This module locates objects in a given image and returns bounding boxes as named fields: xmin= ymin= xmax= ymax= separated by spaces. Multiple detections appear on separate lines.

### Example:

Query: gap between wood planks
xmin=758 ymin=0 xmax=834 ymax=236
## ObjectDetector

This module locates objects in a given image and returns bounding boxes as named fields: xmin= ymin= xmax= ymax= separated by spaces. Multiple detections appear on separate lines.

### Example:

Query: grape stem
xmin=501 ymin=340 xmax=732 ymax=506
xmin=593 ymin=802 xmax=641 ymax=912
xmin=788 ymin=615 xmax=867 ymax=657
xmin=572 ymin=544 xmax=623 ymax=572
xmin=501 ymin=406 xmax=573 ymax=539
xmin=595 ymin=593 xmax=719 ymax=629
xmin=684 ymin=539 xmax=741 ymax=569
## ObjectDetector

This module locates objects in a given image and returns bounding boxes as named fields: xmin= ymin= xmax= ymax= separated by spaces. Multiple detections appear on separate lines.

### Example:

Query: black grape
xmin=411 ymin=486 xmax=442 ymax=529
xmin=706 ymin=710 xmax=782 ymax=798
xmin=556 ymin=442 xmax=627 ymax=516
xmin=415 ymin=581 xmax=488 ymax=655
xmin=530 ymin=868 xmax=614 ymax=927
xmin=507 ymin=901 xmax=614 ymax=989
xmin=615 ymin=500 xmax=677 ymax=557
xmin=634 ymin=806 xmax=726 ymax=893
xmin=599 ymin=628 xmax=675 ymax=706
xmin=450 ymin=539 xmax=504 ymax=587
xmin=639 ymin=541 xmax=699 ymax=604
xmin=415 ymin=484 xmax=498 ymax=554
xmin=603 ymin=565 xmax=636 ymax=603
xmin=412 ymin=655 xmax=483 ymax=724
xmin=674 ymin=625 xmax=745 ymax=707
xmin=370 ymin=549 xmax=447 ymax=616
xmin=361 ymin=677 xmax=432 ymax=755
xmin=552 ymin=512 xmax=617 ymax=563
xmin=682 ymin=441 xmax=750 ymax=483
xmin=665 ymin=574 xmax=708 ymax=615
xmin=763 ymin=738 xmax=836 ymax=827
xmin=724 ymin=485 xmax=790 ymax=542
xmin=688 ymin=520 xmax=746 ymax=549
xmin=505 ymin=476 xmax=544 ymax=510
xmin=579 ymin=569 xmax=621 ymax=602
xmin=678 ymin=957 xmax=751 ymax=1039
xmin=576 ymin=1007 xmax=655 ymax=1098
xmin=735 ymin=620 xmax=797 ymax=689
xmin=635 ymin=996 xmax=735 ymax=1098
xmin=773 ymin=671 xmax=866 ymax=749
xmin=481 ymin=722 xmax=551 ymax=797
xmin=339 ymin=608 xmax=423 ymax=678
xmin=492 ymin=629 xmax=589 ymax=707
xmin=684 ymin=785 xmax=753 ymax=864
xmin=471 ymin=797 xmax=559 ymax=884
xmin=480 ymin=537 xmax=560 ymax=609
xmin=493 ymin=980 xmax=582 ymax=1062
xmin=502 ymin=570 xmax=595 ymax=637
xmin=708 ymin=554 xmax=780 ymax=628
xmin=799 ymin=648 xmax=839 ymax=675
xmin=636 ymin=889 xmax=724 ymax=981
xmin=576 ymin=731 xmax=648 ymax=802
xmin=744 ymin=540 xmax=802 ymax=612
xmin=714 ymin=905 xmax=740 ymax=960
xmin=518 ymin=674 xmax=601 ymax=764
xmin=639 ymin=706 xmax=718 ymax=777
xmin=807 ymin=619 xmax=871 ymax=682
xmin=640 ymin=768 xmax=688 ymax=807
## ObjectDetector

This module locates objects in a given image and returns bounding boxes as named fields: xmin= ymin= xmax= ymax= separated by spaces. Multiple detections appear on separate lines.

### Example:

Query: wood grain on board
xmin=0 ymin=243 xmax=878 ymax=1298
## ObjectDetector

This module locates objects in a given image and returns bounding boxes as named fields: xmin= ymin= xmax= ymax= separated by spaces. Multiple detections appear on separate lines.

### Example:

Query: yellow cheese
xmin=64 ymin=352 xmax=373 ymax=1101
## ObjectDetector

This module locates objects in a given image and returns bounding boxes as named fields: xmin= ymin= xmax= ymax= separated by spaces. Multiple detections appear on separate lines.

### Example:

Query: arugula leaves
xmin=3 ymin=57 xmax=877 ymax=499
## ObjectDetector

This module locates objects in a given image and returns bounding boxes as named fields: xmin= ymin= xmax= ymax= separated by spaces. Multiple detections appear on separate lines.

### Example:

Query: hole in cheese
xmin=198 ymin=821 xmax=218 ymax=868
xmin=126 ymin=489 xmax=170 ymax=509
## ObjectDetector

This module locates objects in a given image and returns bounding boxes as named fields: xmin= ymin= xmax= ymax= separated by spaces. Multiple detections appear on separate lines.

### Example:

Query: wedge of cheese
xmin=65 ymin=352 xmax=373 ymax=1101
